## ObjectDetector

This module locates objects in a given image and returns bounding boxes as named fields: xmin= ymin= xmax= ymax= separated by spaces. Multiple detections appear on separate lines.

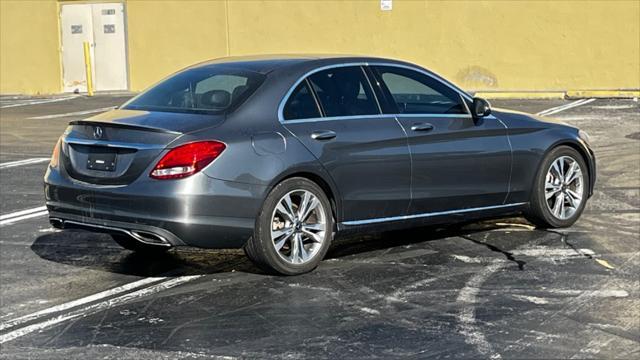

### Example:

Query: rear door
xmin=282 ymin=66 xmax=411 ymax=223
xmin=371 ymin=65 xmax=511 ymax=214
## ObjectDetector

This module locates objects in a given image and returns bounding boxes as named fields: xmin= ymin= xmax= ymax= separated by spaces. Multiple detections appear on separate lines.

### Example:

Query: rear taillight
xmin=150 ymin=141 xmax=226 ymax=180
xmin=49 ymin=138 xmax=61 ymax=168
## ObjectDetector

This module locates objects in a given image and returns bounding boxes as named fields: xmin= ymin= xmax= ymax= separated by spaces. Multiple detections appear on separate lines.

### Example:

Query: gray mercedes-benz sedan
xmin=44 ymin=55 xmax=596 ymax=275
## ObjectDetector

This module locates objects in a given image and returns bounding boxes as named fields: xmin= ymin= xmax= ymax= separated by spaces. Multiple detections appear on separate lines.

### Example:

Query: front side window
xmin=373 ymin=66 xmax=467 ymax=115
xmin=307 ymin=66 xmax=379 ymax=117
xmin=123 ymin=67 xmax=265 ymax=114
xmin=283 ymin=81 xmax=321 ymax=120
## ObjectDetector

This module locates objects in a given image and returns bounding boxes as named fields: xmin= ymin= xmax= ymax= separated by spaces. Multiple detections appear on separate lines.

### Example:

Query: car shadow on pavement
xmin=30 ymin=230 xmax=259 ymax=277
xmin=30 ymin=217 xmax=531 ymax=277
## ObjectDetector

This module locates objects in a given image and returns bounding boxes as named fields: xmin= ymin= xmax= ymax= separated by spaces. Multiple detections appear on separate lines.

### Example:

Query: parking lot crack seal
xmin=461 ymin=235 xmax=526 ymax=270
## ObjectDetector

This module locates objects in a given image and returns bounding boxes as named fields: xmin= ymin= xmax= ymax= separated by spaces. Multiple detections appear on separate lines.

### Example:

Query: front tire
xmin=244 ymin=177 xmax=334 ymax=275
xmin=526 ymin=146 xmax=589 ymax=228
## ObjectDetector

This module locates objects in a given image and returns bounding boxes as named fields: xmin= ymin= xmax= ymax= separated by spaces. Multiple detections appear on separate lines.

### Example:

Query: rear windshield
xmin=123 ymin=67 xmax=265 ymax=114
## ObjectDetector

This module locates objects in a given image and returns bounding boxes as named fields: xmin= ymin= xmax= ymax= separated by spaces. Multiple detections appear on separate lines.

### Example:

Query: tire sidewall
xmin=532 ymin=146 xmax=589 ymax=227
xmin=254 ymin=177 xmax=334 ymax=275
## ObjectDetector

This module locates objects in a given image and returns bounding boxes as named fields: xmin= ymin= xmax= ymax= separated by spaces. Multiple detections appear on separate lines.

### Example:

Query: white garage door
xmin=60 ymin=3 xmax=128 ymax=93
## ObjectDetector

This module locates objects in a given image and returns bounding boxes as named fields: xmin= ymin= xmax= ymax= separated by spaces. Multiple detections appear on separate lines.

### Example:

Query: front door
xmin=281 ymin=66 xmax=411 ymax=223
xmin=60 ymin=3 xmax=128 ymax=92
xmin=371 ymin=65 xmax=511 ymax=214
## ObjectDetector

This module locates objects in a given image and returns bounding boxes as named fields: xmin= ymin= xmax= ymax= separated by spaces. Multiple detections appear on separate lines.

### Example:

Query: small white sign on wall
xmin=381 ymin=0 xmax=392 ymax=11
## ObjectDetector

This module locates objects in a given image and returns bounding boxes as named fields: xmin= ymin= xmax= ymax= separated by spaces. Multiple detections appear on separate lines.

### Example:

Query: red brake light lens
xmin=150 ymin=141 xmax=226 ymax=180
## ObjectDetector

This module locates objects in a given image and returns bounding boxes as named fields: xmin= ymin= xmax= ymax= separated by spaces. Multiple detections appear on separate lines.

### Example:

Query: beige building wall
xmin=0 ymin=0 xmax=62 ymax=94
xmin=1 ymin=0 xmax=638 ymax=95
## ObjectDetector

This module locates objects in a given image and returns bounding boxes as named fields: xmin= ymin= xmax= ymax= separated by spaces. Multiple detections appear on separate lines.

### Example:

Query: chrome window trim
xmin=278 ymin=61 xmax=475 ymax=123
xmin=282 ymin=113 xmax=396 ymax=124
xmin=395 ymin=113 xmax=472 ymax=119
xmin=341 ymin=202 xmax=527 ymax=226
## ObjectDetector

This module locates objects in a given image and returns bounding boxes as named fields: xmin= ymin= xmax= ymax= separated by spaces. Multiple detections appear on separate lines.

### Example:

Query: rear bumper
xmin=44 ymin=166 xmax=268 ymax=248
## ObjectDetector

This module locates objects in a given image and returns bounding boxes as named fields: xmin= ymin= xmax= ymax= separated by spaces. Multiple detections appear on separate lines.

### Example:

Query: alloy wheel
xmin=270 ymin=189 xmax=327 ymax=265
xmin=545 ymin=155 xmax=584 ymax=220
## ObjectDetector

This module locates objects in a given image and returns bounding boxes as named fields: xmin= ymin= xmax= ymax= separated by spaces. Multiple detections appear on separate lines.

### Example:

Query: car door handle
xmin=411 ymin=123 xmax=434 ymax=132
xmin=311 ymin=130 xmax=336 ymax=140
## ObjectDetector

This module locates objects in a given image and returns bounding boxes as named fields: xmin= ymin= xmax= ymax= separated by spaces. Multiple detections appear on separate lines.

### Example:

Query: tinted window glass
xmin=308 ymin=66 xmax=379 ymax=117
xmin=123 ymin=67 xmax=264 ymax=114
xmin=374 ymin=66 xmax=467 ymax=114
xmin=283 ymin=81 xmax=321 ymax=120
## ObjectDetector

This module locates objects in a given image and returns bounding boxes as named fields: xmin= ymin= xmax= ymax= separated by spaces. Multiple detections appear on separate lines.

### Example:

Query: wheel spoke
xmin=552 ymin=192 xmax=564 ymax=217
xmin=297 ymin=235 xmax=310 ymax=261
xmin=545 ymin=187 xmax=561 ymax=200
xmin=552 ymin=160 xmax=562 ymax=179
xmin=545 ymin=181 xmax=561 ymax=199
xmin=302 ymin=223 xmax=325 ymax=231
xmin=301 ymin=228 xmax=323 ymax=243
xmin=564 ymin=161 xmax=577 ymax=184
xmin=271 ymin=228 xmax=292 ymax=240
xmin=564 ymin=192 xmax=577 ymax=209
xmin=274 ymin=231 xmax=293 ymax=251
xmin=566 ymin=189 xmax=582 ymax=208
xmin=565 ymin=168 xmax=582 ymax=186
xmin=289 ymin=233 xmax=300 ymax=263
xmin=284 ymin=194 xmax=297 ymax=217
xmin=300 ymin=197 xmax=320 ymax=222
xmin=297 ymin=191 xmax=311 ymax=219
xmin=276 ymin=195 xmax=295 ymax=222
xmin=566 ymin=189 xmax=582 ymax=201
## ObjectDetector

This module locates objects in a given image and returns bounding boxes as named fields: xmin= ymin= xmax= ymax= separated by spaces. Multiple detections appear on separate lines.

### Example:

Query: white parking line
xmin=28 ymin=106 xmax=115 ymax=120
xmin=536 ymin=98 xmax=596 ymax=116
xmin=0 ymin=157 xmax=50 ymax=169
xmin=0 ymin=206 xmax=48 ymax=226
xmin=0 ymin=96 xmax=79 ymax=109
xmin=0 ymin=206 xmax=47 ymax=221
xmin=0 ymin=275 xmax=202 ymax=344
xmin=0 ymin=276 xmax=167 ymax=331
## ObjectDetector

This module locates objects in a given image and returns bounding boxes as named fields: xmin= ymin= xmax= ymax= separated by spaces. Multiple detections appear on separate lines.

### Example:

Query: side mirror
xmin=472 ymin=97 xmax=492 ymax=118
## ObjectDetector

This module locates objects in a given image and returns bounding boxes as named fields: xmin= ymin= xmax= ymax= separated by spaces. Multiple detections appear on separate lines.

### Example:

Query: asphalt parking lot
xmin=0 ymin=95 xmax=638 ymax=359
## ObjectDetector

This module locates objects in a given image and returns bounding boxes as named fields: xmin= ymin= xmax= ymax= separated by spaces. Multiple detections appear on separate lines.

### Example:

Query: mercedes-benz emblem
xmin=93 ymin=126 xmax=103 ymax=139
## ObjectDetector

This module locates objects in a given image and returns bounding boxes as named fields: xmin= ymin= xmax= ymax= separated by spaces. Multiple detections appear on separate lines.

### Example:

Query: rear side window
xmin=307 ymin=66 xmax=380 ymax=117
xmin=283 ymin=81 xmax=321 ymax=120
xmin=373 ymin=66 xmax=467 ymax=115
xmin=123 ymin=67 xmax=265 ymax=114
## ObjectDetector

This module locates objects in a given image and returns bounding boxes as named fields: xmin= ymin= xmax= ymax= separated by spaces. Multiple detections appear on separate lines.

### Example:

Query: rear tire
xmin=111 ymin=234 xmax=170 ymax=254
xmin=244 ymin=177 xmax=334 ymax=275
xmin=525 ymin=146 xmax=589 ymax=228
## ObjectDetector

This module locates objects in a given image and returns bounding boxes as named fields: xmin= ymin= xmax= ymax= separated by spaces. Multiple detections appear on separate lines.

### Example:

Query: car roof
xmin=189 ymin=54 xmax=412 ymax=74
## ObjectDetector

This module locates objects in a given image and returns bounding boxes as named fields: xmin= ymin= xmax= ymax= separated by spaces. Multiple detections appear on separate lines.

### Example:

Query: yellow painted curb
xmin=474 ymin=92 xmax=566 ymax=100
xmin=566 ymin=90 xmax=640 ymax=99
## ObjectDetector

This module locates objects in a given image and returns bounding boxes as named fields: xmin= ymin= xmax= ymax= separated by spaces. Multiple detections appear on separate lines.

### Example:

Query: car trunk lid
xmin=61 ymin=109 xmax=224 ymax=185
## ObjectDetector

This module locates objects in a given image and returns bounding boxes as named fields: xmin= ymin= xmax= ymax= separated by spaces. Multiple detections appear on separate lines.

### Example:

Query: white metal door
xmin=91 ymin=3 xmax=128 ymax=91
xmin=60 ymin=3 xmax=128 ymax=93
xmin=60 ymin=4 xmax=94 ymax=93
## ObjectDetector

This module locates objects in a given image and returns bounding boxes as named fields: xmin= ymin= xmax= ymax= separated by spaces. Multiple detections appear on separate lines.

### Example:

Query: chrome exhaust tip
xmin=129 ymin=230 xmax=171 ymax=247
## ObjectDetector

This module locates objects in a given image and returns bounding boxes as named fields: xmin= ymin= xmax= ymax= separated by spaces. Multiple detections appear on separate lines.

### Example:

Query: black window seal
xmin=305 ymin=78 xmax=326 ymax=118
